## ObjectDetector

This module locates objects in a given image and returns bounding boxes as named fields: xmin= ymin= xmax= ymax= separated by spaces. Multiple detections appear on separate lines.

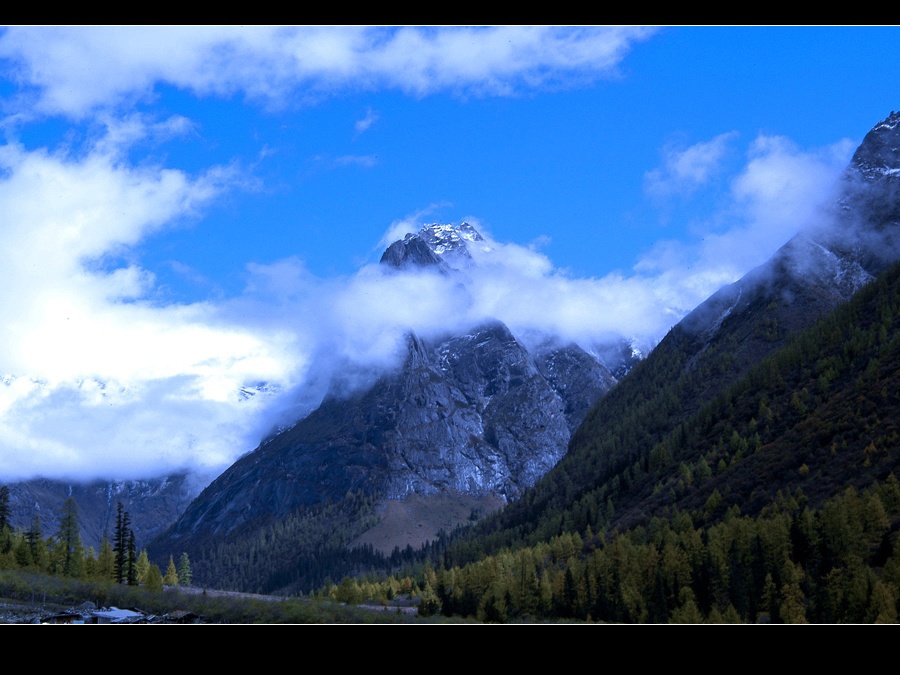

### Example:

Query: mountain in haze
xmin=452 ymin=109 xmax=900 ymax=560
xmin=4 ymin=474 xmax=197 ymax=551
xmin=0 ymin=227 xmax=627 ymax=562
xmin=391 ymin=112 xmax=900 ymax=623
xmin=431 ymin=259 xmax=900 ymax=622
xmin=8 ymin=110 xmax=899 ymax=608
xmin=152 ymin=110 xmax=900 ymax=597
xmin=152 ymin=223 xmax=621 ymax=574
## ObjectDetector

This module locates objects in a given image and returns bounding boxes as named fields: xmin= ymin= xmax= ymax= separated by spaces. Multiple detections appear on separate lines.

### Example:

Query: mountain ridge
xmin=159 ymin=313 xmax=617 ymax=543
xmin=446 ymin=109 xmax=900 ymax=562
xmin=8 ymin=111 xmax=900 ymax=603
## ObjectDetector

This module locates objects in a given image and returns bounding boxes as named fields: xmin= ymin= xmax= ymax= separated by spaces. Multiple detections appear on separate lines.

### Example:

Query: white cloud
xmin=0 ymin=26 xmax=657 ymax=118
xmin=0 ymin=26 xmax=865 ymax=488
xmin=0 ymin=137 xmax=304 ymax=481
xmin=354 ymin=108 xmax=379 ymax=136
xmin=331 ymin=154 xmax=378 ymax=168
xmin=0 ymin=120 xmax=858 ymax=485
xmin=644 ymin=131 xmax=738 ymax=198
xmin=732 ymin=135 xmax=854 ymax=228
xmin=93 ymin=113 xmax=196 ymax=157
xmin=635 ymin=134 xmax=856 ymax=309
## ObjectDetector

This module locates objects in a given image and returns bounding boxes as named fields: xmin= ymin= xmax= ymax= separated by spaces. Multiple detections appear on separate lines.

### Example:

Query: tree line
xmin=318 ymin=478 xmax=900 ymax=623
xmin=0 ymin=492 xmax=191 ymax=591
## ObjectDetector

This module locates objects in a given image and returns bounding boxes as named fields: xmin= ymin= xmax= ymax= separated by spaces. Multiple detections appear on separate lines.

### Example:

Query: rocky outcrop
xmin=158 ymin=222 xmax=620 ymax=541
xmin=5 ymin=474 xmax=197 ymax=550
xmin=166 ymin=320 xmax=616 ymax=538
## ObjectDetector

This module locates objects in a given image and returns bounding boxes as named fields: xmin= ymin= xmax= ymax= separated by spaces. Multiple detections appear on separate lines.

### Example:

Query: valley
xmin=3 ymin=108 xmax=900 ymax=623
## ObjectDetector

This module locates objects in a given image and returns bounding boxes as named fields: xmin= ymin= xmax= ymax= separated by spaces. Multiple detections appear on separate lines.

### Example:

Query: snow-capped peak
xmin=417 ymin=222 xmax=484 ymax=256
xmin=381 ymin=222 xmax=486 ymax=271
xmin=874 ymin=110 xmax=900 ymax=132
xmin=849 ymin=110 xmax=900 ymax=182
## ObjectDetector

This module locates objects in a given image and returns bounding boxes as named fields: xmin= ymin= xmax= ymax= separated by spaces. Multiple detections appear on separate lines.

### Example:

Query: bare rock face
xmin=380 ymin=235 xmax=445 ymax=270
xmin=160 ymin=222 xmax=620 ymax=540
xmin=168 ymin=319 xmax=616 ymax=537
xmin=5 ymin=475 xmax=197 ymax=550
xmin=379 ymin=221 xmax=484 ymax=272
xmin=848 ymin=110 xmax=900 ymax=183
xmin=535 ymin=343 xmax=619 ymax=433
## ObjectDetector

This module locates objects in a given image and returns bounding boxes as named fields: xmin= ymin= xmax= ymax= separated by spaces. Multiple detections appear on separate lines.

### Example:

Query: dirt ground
xmin=350 ymin=491 xmax=506 ymax=555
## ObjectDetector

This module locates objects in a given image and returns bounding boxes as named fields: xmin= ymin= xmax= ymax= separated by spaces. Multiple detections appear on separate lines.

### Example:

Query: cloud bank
xmin=0 ymin=26 xmax=656 ymax=119
xmin=0 ymin=125 xmax=853 ymax=483
xmin=0 ymin=27 xmax=858 ymax=485
xmin=0 ymin=139 xmax=305 ymax=481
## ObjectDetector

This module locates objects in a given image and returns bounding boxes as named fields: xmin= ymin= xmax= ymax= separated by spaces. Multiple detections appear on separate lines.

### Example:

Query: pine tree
xmin=144 ymin=562 xmax=163 ymax=592
xmin=126 ymin=530 xmax=137 ymax=585
xmin=55 ymin=496 xmax=83 ymax=577
xmin=96 ymin=535 xmax=116 ymax=582
xmin=26 ymin=515 xmax=49 ymax=572
xmin=82 ymin=547 xmax=97 ymax=579
xmin=113 ymin=502 xmax=140 ymax=585
xmin=0 ymin=485 xmax=10 ymax=530
xmin=14 ymin=534 xmax=33 ymax=568
xmin=113 ymin=503 xmax=131 ymax=584
xmin=0 ymin=486 xmax=10 ymax=556
xmin=178 ymin=552 xmax=193 ymax=587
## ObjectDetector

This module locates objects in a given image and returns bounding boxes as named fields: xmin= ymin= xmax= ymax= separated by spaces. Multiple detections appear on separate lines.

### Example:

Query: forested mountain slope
xmin=405 ymin=260 xmax=897 ymax=622
xmin=448 ymin=258 xmax=900 ymax=562
xmin=148 ymin=224 xmax=619 ymax=592
xmin=442 ymin=111 xmax=900 ymax=563
xmin=154 ymin=111 xmax=900 ymax=600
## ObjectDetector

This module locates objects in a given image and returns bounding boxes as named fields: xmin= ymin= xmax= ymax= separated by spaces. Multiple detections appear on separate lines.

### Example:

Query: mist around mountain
xmin=137 ymin=112 xmax=900 ymax=612
xmin=371 ymin=112 xmax=900 ymax=622
xmin=147 ymin=222 xmax=629 ymax=592
xmin=3 ymin=475 xmax=199 ymax=552
xmin=420 ymin=258 xmax=900 ymax=622
xmin=3 ymin=111 xmax=899 ymax=622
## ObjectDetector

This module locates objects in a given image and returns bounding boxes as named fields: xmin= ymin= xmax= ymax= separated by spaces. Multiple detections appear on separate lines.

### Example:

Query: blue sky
xmin=0 ymin=26 xmax=897 ymax=483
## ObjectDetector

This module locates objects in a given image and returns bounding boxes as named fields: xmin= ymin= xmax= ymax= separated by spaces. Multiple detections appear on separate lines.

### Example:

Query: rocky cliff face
xmin=163 ymin=224 xmax=617 ymax=539
xmin=380 ymin=222 xmax=484 ymax=272
xmin=5 ymin=474 xmax=197 ymax=550
xmin=153 ymin=112 xmax=900 ymax=589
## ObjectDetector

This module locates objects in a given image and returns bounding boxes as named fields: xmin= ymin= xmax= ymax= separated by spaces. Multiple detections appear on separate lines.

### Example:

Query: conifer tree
xmin=178 ymin=552 xmax=193 ymax=587
xmin=82 ymin=547 xmax=97 ymax=579
xmin=164 ymin=555 xmax=179 ymax=586
xmin=97 ymin=536 xmax=116 ymax=581
xmin=126 ymin=530 xmax=137 ymax=585
xmin=0 ymin=486 xmax=11 ymax=556
xmin=135 ymin=549 xmax=150 ymax=584
xmin=14 ymin=534 xmax=33 ymax=568
xmin=26 ymin=515 xmax=48 ymax=572
xmin=144 ymin=562 xmax=163 ymax=592
xmin=55 ymin=496 xmax=83 ymax=577
xmin=0 ymin=485 xmax=9 ymax=531
xmin=113 ymin=502 xmax=131 ymax=584
xmin=113 ymin=502 xmax=140 ymax=585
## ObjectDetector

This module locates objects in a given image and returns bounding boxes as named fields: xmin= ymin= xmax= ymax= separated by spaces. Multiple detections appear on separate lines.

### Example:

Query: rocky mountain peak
xmin=380 ymin=222 xmax=485 ymax=271
xmin=147 ymin=110 xmax=900 ymax=593
xmin=671 ymin=110 xmax=900 ymax=398
xmin=419 ymin=222 xmax=484 ymax=254
xmin=849 ymin=110 xmax=900 ymax=183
